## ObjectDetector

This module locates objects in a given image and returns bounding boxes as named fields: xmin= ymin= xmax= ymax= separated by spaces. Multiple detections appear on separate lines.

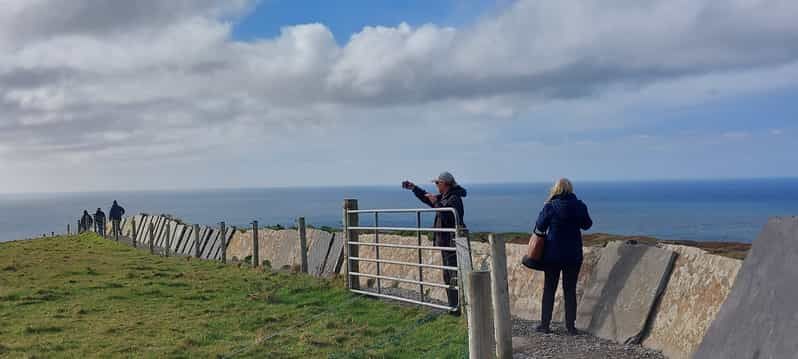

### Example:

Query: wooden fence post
xmin=148 ymin=223 xmax=155 ymax=255
xmin=164 ymin=223 xmax=171 ymax=257
xmin=297 ymin=217 xmax=308 ymax=273
xmin=131 ymin=218 xmax=138 ymax=248
xmin=193 ymin=224 xmax=201 ymax=258
xmin=219 ymin=222 xmax=227 ymax=264
xmin=343 ymin=199 xmax=359 ymax=290
xmin=455 ymin=237 xmax=474 ymax=316
xmin=252 ymin=221 xmax=259 ymax=267
xmin=489 ymin=234 xmax=513 ymax=359
xmin=467 ymin=270 xmax=495 ymax=359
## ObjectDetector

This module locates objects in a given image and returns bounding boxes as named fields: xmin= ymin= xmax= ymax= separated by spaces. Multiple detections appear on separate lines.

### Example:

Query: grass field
xmin=0 ymin=234 xmax=467 ymax=358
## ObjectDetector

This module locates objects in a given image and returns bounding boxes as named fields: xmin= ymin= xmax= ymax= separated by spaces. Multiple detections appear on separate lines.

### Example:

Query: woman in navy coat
xmin=534 ymin=178 xmax=592 ymax=334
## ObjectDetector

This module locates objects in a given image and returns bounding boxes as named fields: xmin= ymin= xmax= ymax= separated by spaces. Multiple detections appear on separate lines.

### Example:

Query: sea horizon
xmin=2 ymin=177 xmax=797 ymax=243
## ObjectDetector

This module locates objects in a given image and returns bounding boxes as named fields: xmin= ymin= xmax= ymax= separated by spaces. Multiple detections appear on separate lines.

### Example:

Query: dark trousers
xmin=111 ymin=220 xmax=121 ymax=240
xmin=437 ymin=236 xmax=459 ymax=308
xmin=95 ymin=222 xmax=106 ymax=237
xmin=541 ymin=262 xmax=582 ymax=328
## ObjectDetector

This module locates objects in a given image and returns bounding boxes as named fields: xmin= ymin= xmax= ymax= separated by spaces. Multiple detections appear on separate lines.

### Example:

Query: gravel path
xmin=511 ymin=318 xmax=665 ymax=359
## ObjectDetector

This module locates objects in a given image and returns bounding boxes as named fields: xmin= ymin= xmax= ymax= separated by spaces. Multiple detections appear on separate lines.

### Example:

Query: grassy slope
xmin=0 ymin=234 xmax=467 ymax=358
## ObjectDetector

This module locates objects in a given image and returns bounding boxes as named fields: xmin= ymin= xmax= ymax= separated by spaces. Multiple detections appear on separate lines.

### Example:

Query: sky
xmin=1 ymin=0 xmax=797 ymax=193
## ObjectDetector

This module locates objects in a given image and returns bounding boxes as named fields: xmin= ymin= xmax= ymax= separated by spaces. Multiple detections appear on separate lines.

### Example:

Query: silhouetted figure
xmin=403 ymin=171 xmax=466 ymax=313
xmin=108 ymin=200 xmax=125 ymax=240
xmin=79 ymin=210 xmax=93 ymax=233
xmin=94 ymin=208 xmax=106 ymax=237
xmin=534 ymin=178 xmax=593 ymax=335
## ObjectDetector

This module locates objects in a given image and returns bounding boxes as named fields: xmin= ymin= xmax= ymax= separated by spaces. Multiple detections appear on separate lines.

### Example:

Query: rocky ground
xmin=511 ymin=318 xmax=665 ymax=359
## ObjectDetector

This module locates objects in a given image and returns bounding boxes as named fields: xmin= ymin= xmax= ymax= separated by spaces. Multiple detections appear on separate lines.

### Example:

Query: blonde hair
xmin=547 ymin=178 xmax=574 ymax=202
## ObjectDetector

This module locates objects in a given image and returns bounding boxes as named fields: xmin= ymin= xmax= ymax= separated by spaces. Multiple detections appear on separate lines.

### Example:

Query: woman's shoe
xmin=535 ymin=325 xmax=552 ymax=334
xmin=566 ymin=326 xmax=580 ymax=336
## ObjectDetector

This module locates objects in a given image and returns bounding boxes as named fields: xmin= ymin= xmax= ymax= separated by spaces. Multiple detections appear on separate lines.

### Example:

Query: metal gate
xmin=343 ymin=206 xmax=471 ymax=312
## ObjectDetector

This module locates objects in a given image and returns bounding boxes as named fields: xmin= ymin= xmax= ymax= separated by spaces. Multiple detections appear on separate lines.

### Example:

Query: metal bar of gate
xmin=348 ymin=226 xmax=456 ymax=233
xmin=374 ymin=212 xmax=381 ymax=294
xmin=417 ymin=212 xmax=424 ymax=303
xmin=349 ymin=256 xmax=457 ymax=271
xmin=348 ymin=241 xmax=457 ymax=251
xmin=349 ymin=272 xmax=457 ymax=289
xmin=349 ymin=289 xmax=454 ymax=311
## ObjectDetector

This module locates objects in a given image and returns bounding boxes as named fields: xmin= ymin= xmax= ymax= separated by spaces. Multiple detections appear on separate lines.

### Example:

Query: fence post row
xmin=297 ymin=217 xmax=308 ymax=273
xmin=220 ymin=222 xmax=227 ymax=264
xmin=489 ymin=234 xmax=512 ymax=359
xmin=467 ymin=270 xmax=495 ymax=359
xmin=252 ymin=220 xmax=259 ymax=267
xmin=148 ymin=223 xmax=155 ymax=255
xmin=164 ymin=223 xmax=171 ymax=257
xmin=131 ymin=218 xmax=138 ymax=248
xmin=343 ymin=199 xmax=359 ymax=290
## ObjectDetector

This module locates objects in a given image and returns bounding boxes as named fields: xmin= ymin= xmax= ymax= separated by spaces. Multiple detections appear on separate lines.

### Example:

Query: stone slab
xmin=198 ymin=227 xmax=211 ymax=256
xmin=260 ymin=229 xmax=300 ymax=270
xmin=201 ymin=228 xmax=218 ymax=259
xmin=170 ymin=224 xmax=185 ymax=253
xmin=694 ymin=217 xmax=798 ymax=359
xmin=150 ymin=216 xmax=163 ymax=246
xmin=576 ymin=241 xmax=676 ymax=344
xmin=213 ymin=227 xmax=235 ymax=260
xmin=134 ymin=216 xmax=147 ymax=243
xmin=307 ymin=230 xmax=334 ymax=276
xmin=179 ymin=226 xmax=194 ymax=255
xmin=136 ymin=216 xmax=151 ymax=244
xmin=142 ymin=216 xmax=155 ymax=244
xmin=322 ymin=232 xmax=345 ymax=277
xmin=155 ymin=217 xmax=169 ymax=247
xmin=205 ymin=228 xmax=222 ymax=260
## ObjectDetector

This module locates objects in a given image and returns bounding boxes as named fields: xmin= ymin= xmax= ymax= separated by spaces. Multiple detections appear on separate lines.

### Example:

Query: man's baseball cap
xmin=432 ymin=171 xmax=457 ymax=185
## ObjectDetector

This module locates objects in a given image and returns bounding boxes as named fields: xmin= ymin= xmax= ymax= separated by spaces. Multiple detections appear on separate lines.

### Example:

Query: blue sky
xmin=0 ymin=0 xmax=797 ymax=192
xmin=233 ymin=0 xmax=504 ymax=42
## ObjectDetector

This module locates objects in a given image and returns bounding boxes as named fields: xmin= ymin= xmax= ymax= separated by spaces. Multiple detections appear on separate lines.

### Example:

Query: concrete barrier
xmin=576 ymin=242 xmax=676 ymax=344
xmin=694 ymin=217 xmax=798 ymax=359
xmin=322 ymin=233 xmax=345 ymax=277
xmin=307 ymin=231 xmax=334 ymax=276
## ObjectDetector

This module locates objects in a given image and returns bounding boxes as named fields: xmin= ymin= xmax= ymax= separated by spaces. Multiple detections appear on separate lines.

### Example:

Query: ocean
xmin=1 ymin=179 xmax=797 ymax=243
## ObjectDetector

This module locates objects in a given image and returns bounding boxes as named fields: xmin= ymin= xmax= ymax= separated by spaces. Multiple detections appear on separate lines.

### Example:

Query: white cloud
xmin=0 ymin=0 xmax=797 ymax=192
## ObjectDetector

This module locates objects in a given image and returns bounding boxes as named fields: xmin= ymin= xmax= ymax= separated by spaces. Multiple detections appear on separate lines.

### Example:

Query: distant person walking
xmin=94 ymin=208 xmax=107 ymax=237
xmin=108 ymin=200 xmax=125 ymax=240
xmin=403 ymin=172 xmax=466 ymax=313
xmin=532 ymin=178 xmax=592 ymax=335
xmin=79 ymin=210 xmax=93 ymax=234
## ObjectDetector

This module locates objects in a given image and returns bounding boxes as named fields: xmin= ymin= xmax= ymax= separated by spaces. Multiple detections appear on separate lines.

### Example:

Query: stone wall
xmin=642 ymin=244 xmax=742 ymax=358
xmin=110 ymin=217 xmax=743 ymax=358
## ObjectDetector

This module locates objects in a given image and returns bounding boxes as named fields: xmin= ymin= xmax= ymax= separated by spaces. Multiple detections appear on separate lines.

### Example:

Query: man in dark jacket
xmin=533 ymin=179 xmax=592 ymax=334
xmin=108 ymin=200 xmax=125 ymax=240
xmin=79 ymin=210 xmax=93 ymax=233
xmin=403 ymin=171 xmax=466 ymax=311
xmin=94 ymin=208 xmax=107 ymax=237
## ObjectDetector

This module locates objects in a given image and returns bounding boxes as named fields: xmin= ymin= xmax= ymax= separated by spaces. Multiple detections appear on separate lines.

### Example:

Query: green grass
xmin=0 ymin=234 xmax=467 ymax=358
